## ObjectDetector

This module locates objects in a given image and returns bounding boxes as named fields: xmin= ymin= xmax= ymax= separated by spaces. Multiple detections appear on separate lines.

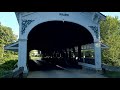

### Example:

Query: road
xmin=27 ymin=68 xmax=107 ymax=78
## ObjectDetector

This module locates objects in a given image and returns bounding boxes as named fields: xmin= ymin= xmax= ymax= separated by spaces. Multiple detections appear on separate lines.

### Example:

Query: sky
xmin=0 ymin=12 xmax=19 ymax=37
xmin=0 ymin=12 xmax=120 ymax=38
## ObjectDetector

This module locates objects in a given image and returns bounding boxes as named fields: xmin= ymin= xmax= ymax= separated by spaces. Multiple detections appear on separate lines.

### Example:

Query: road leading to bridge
xmin=27 ymin=68 xmax=107 ymax=78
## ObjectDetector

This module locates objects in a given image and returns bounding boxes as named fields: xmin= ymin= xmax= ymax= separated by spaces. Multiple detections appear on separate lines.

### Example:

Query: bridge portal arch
xmin=26 ymin=20 xmax=95 ymax=71
xmin=24 ymin=19 xmax=97 ymax=42
xmin=16 ymin=12 xmax=105 ymax=74
xmin=27 ymin=20 xmax=94 ymax=49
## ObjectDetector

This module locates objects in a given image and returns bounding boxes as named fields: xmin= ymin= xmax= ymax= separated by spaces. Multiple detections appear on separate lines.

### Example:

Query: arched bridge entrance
xmin=27 ymin=21 xmax=94 ymax=71
xmin=28 ymin=21 xmax=93 ymax=50
xmin=5 ymin=12 xmax=106 ymax=74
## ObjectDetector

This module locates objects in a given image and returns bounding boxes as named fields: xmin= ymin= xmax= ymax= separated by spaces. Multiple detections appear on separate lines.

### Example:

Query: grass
xmin=0 ymin=70 xmax=13 ymax=78
xmin=0 ymin=55 xmax=18 ymax=78
xmin=103 ymin=70 xmax=120 ymax=78
xmin=0 ymin=55 xmax=42 ymax=78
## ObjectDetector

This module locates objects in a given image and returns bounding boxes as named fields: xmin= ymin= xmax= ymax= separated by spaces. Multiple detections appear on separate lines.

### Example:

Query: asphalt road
xmin=27 ymin=59 xmax=107 ymax=78
xmin=27 ymin=68 xmax=107 ymax=78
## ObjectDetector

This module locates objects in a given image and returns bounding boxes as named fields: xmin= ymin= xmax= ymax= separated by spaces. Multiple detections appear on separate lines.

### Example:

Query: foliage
xmin=0 ymin=23 xmax=17 ymax=59
xmin=103 ymin=70 xmax=120 ymax=78
xmin=0 ymin=22 xmax=18 ymax=78
xmin=0 ymin=44 xmax=4 ymax=58
xmin=0 ymin=24 xmax=17 ymax=45
xmin=0 ymin=60 xmax=17 ymax=70
xmin=100 ymin=16 xmax=120 ymax=66
xmin=0 ymin=55 xmax=18 ymax=78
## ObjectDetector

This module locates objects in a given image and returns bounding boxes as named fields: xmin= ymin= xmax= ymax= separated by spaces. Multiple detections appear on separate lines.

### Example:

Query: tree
xmin=0 ymin=44 xmax=4 ymax=59
xmin=0 ymin=25 xmax=17 ymax=45
xmin=100 ymin=16 xmax=120 ymax=66
xmin=0 ymin=23 xmax=17 ymax=59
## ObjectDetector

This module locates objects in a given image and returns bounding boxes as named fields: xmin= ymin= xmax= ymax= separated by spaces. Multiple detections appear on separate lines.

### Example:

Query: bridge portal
xmin=5 ymin=12 xmax=106 ymax=74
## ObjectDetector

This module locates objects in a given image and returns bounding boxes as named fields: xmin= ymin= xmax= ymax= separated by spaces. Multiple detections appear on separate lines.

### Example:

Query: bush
xmin=0 ymin=59 xmax=18 ymax=78
xmin=0 ymin=45 xmax=4 ymax=59
xmin=100 ymin=16 xmax=120 ymax=66
xmin=0 ymin=60 xmax=17 ymax=70
xmin=0 ymin=54 xmax=18 ymax=77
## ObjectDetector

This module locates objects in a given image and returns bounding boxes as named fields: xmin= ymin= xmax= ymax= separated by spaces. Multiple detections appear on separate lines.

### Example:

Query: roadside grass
xmin=0 ymin=55 xmax=18 ymax=78
xmin=103 ymin=70 xmax=120 ymax=78
xmin=0 ymin=55 xmax=41 ymax=78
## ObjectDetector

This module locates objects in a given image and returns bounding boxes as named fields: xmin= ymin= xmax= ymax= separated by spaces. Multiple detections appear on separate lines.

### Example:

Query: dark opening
xmin=27 ymin=21 xmax=94 ymax=71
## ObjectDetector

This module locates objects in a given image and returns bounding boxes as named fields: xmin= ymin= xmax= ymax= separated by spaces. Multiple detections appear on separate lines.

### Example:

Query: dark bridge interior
xmin=28 ymin=21 xmax=93 ymax=50
xmin=27 ymin=21 xmax=94 ymax=71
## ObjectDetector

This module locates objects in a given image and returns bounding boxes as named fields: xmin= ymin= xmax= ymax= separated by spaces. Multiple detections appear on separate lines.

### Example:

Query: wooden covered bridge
xmin=4 ymin=12 xmax=107 ymax=77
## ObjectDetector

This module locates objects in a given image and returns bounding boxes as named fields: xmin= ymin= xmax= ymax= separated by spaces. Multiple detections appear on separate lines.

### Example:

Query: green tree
xmin=100 ymin=16 xmax=120 ymax=66
xmin=0 ymin=44 xmax=4 ymax=59
xmin=0 ymin=25 xmax=17 ymax=45
xmin=0 ymin=23 xmax=17 ymax=59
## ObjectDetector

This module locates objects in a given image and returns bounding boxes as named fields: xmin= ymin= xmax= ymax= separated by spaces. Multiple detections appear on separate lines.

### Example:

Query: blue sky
xmin=101 ymin=12 xmax=120 ymax=18
xmin=0 ymin=12 xmax=19 ymax=37
xmin=0 ymin=12 xmax=120 ymax=38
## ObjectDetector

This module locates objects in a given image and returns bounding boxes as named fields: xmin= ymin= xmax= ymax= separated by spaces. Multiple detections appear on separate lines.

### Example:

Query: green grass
xmin=0 ymin=70 xmax=13 ymax=78
xmin=0 ymin=60 xmax=17 ymax=78
xmin=103 ymin=71 xmax=120 ymax=78
xmin=0 ymin=55 xmax=18 ymax=78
